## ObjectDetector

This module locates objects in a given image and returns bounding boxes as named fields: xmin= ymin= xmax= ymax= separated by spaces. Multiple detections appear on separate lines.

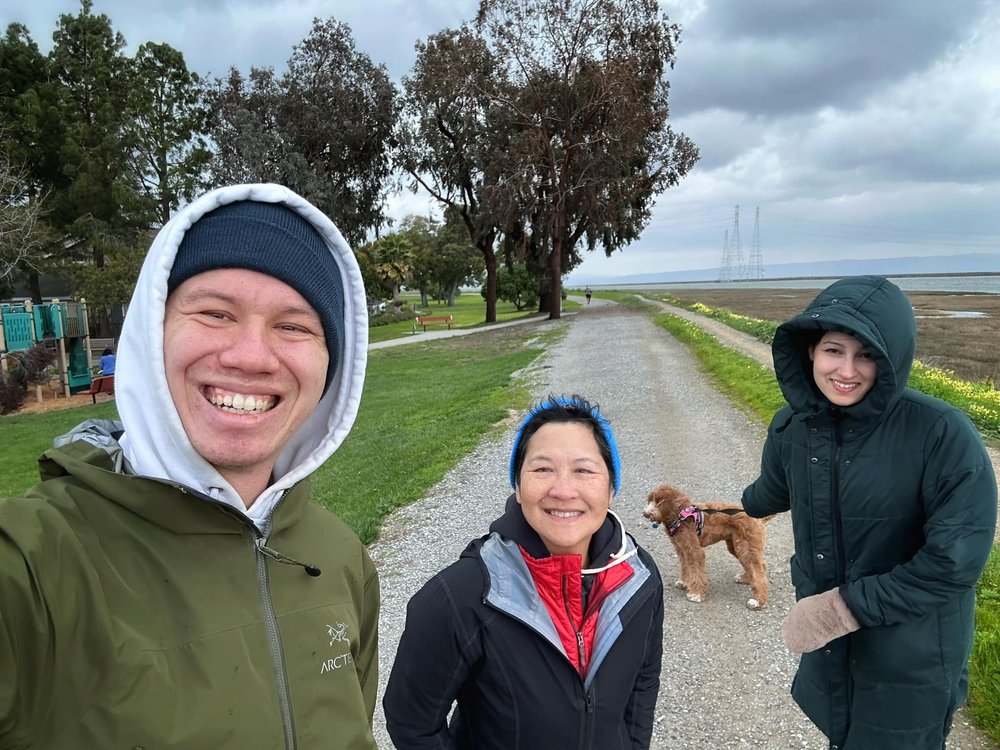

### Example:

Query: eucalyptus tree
xmin=475 ymin=0 xmax=699 ymax=318
xmin=396 ymin=26 xmax=508 ymax=322
xmin=204 ymin=18 xmax=397 ymax=247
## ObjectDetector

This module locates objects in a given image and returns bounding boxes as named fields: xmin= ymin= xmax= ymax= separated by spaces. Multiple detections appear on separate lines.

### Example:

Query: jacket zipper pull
xmin=255 ymin=538 xmax=322 ymax=577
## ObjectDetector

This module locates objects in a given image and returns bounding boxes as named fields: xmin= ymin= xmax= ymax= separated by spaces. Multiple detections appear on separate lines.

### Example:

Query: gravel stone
xmin=368 ymin=297 xmax=996 ymax=750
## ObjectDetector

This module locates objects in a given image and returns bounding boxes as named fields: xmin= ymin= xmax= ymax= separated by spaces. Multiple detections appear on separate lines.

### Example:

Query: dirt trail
xmin=371 ymin=298 xmax=995 ymax=749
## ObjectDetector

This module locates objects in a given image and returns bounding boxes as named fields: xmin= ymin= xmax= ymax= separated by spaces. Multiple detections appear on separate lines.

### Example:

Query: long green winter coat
xmin=0 ymin=436 xmax=379 ymax=749
xmin=742 ymin=276 xmax=997 ymax=750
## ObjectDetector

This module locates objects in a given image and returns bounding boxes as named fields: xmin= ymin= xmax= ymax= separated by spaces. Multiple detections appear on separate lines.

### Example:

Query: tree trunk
xmin=28 ymin=270 xmax=43 ymax=305
xmin=482 ymin=243 xmax=497 ymax=323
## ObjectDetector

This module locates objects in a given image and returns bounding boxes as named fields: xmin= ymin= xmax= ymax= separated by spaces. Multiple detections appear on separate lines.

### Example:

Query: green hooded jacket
xmin=0 ymin=184 xmax=379 ymax=748
xmin=742 ymin=276 xmax=997 ymax=749
xmin=0 ymin=436 xmax=379 ymax=749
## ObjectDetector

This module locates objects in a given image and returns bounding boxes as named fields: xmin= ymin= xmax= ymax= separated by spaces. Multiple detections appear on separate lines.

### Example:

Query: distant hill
xmin=567 ymin=252 xmax=1000 ymax=286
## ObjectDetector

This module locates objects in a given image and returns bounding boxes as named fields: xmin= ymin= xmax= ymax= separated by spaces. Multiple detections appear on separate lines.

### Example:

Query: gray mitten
xmin=782 ymin=589 xmax=860 ymax=653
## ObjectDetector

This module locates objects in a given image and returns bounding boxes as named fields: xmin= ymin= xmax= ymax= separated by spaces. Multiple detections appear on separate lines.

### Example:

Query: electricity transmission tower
xmin=747 ymin=206 xmax=765 ymax=280
xmin=718 ymin=205 xmax=743 ymax=281
xmin=718 ymin=229 xmax=731 ymax=281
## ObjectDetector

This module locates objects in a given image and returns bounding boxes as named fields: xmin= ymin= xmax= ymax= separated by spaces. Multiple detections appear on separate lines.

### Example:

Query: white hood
xmin=116 ymin=184 xmax=368 ymax=529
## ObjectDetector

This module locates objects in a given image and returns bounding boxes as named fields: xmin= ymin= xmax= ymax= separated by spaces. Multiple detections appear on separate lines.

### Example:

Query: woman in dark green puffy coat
xmin=742 ymin=275 xmax=997 ymax=750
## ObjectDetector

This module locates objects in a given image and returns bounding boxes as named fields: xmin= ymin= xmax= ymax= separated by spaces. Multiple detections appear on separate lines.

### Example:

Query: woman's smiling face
xmin=515 ymin=421 xmax=614 ymax=563
xmin=810 ymin=331 xmax=877 ymax=406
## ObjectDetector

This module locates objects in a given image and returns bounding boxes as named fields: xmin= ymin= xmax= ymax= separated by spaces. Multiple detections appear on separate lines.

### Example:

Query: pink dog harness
xmin=667 ymin=505 xmax=705 ymax=537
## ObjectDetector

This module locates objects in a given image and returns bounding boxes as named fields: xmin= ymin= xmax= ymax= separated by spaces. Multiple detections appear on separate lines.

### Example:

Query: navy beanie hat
xmin=508 ymin=396 xmax=622 ymax=494
xmin=167 ymin=201 xmax=345 ymax=393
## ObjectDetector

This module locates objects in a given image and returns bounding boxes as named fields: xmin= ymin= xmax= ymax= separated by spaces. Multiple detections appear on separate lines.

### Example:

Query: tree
xmin=428 ymin=210 xmax=484 ymax=306
xmin=124 ymin=42 xmax=210 ymax=225
xmin=396 ymin=214 xmax=438 ymax=307
xmin=47 ymin=0 xmax=135 ymax=253
xmin=397 ymin=27 xmax=508 ymax=322
xmin=394 ymin=212 xmax=484 ymax=307
xmin=475 ymin=0 xmax=699 ymax=319
xmin=0 ymin=23 xmax=65 ymax=300
xmin=281 ymin=18 xmax=398 ymax=245
xmin=204 ymin=18 xmax=398 ymax=246
xmin=360 ymin=232 xmax=414 ymax=304
xmin=0 ymin=147 xmax=53 ymax=285
xmin=485 ymin=262 xmax=537 ymax=311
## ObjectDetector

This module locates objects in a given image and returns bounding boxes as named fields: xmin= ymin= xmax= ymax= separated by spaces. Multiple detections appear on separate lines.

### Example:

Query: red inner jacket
xmin=519 ymin=547 xmax=634 ymax=675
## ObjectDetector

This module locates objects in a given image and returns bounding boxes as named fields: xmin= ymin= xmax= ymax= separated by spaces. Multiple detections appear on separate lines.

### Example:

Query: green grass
xmin=0 ymin=401 xmax=120 ymax=497
xmin=971 ymin=548 xmax=1000 ymax=742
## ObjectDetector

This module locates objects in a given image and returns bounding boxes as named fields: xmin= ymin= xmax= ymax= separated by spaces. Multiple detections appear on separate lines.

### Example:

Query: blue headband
xmin=508 ymin=397 xmax=622 ymax=494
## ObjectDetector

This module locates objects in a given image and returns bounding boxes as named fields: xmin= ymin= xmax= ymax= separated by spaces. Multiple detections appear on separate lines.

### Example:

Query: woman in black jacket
xmin=743 ymin=276 xmax=997 ymax=749
xmin=384 ymin=395 xmax=664 ymax=749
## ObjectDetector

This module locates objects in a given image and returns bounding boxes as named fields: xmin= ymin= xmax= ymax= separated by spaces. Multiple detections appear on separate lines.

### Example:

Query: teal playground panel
xmin=1 ymin=302 xmax=93 ymax=393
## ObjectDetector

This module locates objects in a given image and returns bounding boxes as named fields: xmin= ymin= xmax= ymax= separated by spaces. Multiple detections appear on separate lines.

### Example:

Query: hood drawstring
xmin=581 ymin=510 xmax=637 ymax=575
xmin=255 ymin=538 xmax=322 ymax=577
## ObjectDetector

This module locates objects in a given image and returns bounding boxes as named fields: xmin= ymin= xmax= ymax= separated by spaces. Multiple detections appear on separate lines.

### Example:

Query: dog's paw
xmin=746 ymin=598 xmax=764 ymax=610
xmin=674 ymin=580 xmax=689 ymax=590
xmin=735 ymin=573 xmax=749 ymax=585
xmin=686 ymin=592 xmax=703 ymax=603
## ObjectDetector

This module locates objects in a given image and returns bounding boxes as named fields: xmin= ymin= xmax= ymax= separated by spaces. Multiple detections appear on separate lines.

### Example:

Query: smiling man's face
xmin=163 ymin=268 xmax=328 ymax=504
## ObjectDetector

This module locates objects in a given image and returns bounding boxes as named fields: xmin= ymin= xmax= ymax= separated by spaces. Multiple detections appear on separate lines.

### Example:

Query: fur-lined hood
xmin=111 ymin=184 xmax=368 ymax=528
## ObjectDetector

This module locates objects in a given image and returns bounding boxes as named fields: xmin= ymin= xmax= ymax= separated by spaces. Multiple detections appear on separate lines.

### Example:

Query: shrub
xmin=0 ymin=345 xmax=57 ymax=415
xmin=370 ymin=308 xmax=418 ymax=328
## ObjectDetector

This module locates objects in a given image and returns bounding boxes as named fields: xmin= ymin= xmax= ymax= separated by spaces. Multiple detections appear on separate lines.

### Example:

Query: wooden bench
xmin=83 ymin=374 xmax=114 ymax=403
xmin=415 ymin=315 xmax=453 ymax=332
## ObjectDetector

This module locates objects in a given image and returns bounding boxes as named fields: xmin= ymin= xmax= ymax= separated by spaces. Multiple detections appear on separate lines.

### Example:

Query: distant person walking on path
xmin=585 ymin=286 xmax=593 ymax=304
xmin=383 ymin=395 xmax=664 ymax=749
xmin=742 ymin=275 xmax=997 ymax=750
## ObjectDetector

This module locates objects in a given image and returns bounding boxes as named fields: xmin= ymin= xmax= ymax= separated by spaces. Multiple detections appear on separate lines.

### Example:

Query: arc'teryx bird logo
xmin=326 ymin=622 xmax=348 ymax=646
xmin=320 ymin=623 xmax=354 ymax=675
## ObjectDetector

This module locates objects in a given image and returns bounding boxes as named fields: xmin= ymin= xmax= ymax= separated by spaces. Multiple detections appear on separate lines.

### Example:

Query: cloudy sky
xmin=8 ymin=0 xmax=1000 ymax=281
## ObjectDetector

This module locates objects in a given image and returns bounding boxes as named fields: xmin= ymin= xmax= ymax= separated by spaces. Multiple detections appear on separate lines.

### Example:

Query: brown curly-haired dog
xmin=643 ymin=483 xmax=772 ymax=610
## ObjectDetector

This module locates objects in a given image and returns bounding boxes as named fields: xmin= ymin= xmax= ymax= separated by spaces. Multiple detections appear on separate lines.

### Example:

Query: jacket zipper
xmin=562 ymin=575 xmax=588 ymax=673
xmin=254 ymin=531 xmax=298 ymax=750
xmin=560 ymin=574 xmax=597 ymax=750
xmin=830 ymin=414 xmax=853 ymax=739
xmin=580 ymin=689 xmax=595 ymax=750
xmin=174 ymin=483 xmax=301 ymax=748
xmin=831 ymin=415 xmax=847 ymax=582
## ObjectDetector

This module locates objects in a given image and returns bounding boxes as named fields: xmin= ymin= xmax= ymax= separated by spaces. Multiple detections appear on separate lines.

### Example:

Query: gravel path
xmin=367 ymin=297 xmax=996 ymax=749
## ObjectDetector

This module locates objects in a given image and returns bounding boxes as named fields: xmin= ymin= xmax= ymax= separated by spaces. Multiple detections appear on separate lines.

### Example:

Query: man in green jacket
xmin=743 ymin=275 xmax=997 ymax=750
xmin=0 ymin=184 xmax=379 ymax=749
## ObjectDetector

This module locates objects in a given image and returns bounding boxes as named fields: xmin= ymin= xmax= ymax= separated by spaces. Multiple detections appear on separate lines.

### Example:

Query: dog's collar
xmin=667 ymin=505 xmax=705 ymax=537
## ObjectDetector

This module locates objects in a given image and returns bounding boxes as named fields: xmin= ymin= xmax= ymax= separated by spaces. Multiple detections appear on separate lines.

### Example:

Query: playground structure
xmin=0 ymin=299 xmax=95 ymax=400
